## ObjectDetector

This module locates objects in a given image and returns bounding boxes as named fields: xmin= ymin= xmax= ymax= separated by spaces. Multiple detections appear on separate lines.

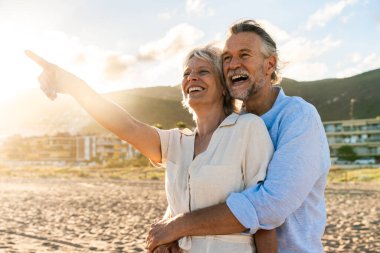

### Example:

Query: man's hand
xmin=152 ymin=241 xmax=181 ymax=253
xmin=146 ymin=204 xmax=246 ymax=252
xmin=146 ymin=217 xmax=182 ymax=253
xmin=25 ymin=50 xmax=84 ymax=100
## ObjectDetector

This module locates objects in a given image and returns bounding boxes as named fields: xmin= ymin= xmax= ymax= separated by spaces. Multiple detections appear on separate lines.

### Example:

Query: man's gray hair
xmin=228 ymin=19 xmax=281 ymax=84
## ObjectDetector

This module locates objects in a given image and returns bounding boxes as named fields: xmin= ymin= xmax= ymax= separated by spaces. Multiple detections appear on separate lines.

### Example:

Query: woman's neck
xmin=194 ymin=106 xmax=227 ymax=137
xmin=192 ymin=106 xmax=226 ymax=157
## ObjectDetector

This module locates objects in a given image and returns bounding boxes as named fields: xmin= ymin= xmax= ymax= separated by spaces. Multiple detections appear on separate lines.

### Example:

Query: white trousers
xmin=180 ymin=234 xmax=255 ymax=253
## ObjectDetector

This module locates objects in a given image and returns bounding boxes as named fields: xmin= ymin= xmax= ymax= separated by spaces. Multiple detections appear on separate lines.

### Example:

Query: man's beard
xmin=228 ymin=75 xmax=266 ymax=101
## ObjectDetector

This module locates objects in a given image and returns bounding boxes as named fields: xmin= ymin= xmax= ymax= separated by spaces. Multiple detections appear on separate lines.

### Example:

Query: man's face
xmin=222 ymin=32 xmax=268 ymax=101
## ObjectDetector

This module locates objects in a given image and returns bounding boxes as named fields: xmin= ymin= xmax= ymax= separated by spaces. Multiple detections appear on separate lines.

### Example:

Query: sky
xmin=0 ymin=0 xmax=379 ymax=104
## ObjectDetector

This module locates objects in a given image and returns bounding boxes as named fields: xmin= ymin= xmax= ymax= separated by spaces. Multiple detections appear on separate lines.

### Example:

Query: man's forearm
xmin=174 ymin=203 xmax=246 ymax=237
xmin=147 ymin=203 xmax=247 ymax=252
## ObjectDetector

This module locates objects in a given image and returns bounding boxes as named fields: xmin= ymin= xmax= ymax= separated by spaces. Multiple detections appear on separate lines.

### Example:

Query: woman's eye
xmin=183 ymin=72 xmax=190 ymax=77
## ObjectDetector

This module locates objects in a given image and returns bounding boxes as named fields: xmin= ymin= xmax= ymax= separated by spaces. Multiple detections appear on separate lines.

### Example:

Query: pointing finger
xmin=25 ymin=50 xmax=51 ymax=68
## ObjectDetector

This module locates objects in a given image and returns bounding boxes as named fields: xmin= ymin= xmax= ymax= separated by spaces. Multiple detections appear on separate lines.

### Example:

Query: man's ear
xmin=265 ymin=55 xmax=276 ymax=77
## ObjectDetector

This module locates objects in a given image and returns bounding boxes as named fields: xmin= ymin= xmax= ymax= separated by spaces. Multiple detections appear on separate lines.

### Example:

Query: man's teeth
xmin=231 ymin=74 xmax=248 ymax=82
xmin=188 ymin=87 xmax=204 ymax=93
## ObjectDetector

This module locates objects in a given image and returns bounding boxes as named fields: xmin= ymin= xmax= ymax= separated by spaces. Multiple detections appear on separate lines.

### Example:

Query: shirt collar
xmin=182 ymin=112 xmax=239 ymax=136
xmin=261 ymin=86 xmax=285 ymax=118
xmin=180 ymin=128 xmax=195 ymax=136
xmin=219 ymin=112 xmax=239 ymax=128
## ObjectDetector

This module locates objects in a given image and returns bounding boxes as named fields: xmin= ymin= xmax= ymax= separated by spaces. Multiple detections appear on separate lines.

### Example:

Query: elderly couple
xmin=27 ymin=19 xmax=330 ymax=253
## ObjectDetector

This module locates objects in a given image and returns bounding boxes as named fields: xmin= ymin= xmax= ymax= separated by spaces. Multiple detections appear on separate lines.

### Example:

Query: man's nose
xmin=228 ymin=56 xmax=241 ymax=69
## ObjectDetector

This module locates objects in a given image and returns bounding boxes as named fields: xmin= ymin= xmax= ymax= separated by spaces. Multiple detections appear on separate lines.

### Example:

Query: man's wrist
xmin=170 ymin=213 xmax=188 ymax=238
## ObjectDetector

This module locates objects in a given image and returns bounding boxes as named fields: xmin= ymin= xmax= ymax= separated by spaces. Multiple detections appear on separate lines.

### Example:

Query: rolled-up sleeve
xmin=151 ymin=128 xmax=171 ymax=167
xmin=227 ymin=111 xmax=328 ymax=233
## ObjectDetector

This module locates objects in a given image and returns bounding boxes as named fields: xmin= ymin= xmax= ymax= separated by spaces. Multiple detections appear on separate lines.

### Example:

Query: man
xmin=147 ymin=19 xmax=330 ymax=253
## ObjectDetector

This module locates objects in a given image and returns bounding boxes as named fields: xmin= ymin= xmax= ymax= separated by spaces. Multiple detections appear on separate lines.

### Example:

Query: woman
xmin=26 ymin=45 xmax=275 ymax=252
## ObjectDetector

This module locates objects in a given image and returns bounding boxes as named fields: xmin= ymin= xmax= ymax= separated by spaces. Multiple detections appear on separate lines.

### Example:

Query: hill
xmin=279 ymin=68 xmax=380 ymax=121
xmin=106 ymin=68 xmax=380 ymax=124
xmin=1 ymin=68 xmax=379 ymax=136
xmin=82 ymin=87 xmax=194 ymax=134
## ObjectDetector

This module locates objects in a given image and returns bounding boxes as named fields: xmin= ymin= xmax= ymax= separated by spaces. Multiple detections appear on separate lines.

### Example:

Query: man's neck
xmin=244 ymin=86 xmax=279 ymax=116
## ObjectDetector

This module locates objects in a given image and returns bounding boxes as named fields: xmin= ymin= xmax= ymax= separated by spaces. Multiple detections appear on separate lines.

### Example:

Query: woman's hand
xmin=25 ymin=51 xmax=162 ymax=163
xmin=152 ymin=241 xmax=181 ymax=253
xmin=25 ymin=50 xmax=85 ymax=100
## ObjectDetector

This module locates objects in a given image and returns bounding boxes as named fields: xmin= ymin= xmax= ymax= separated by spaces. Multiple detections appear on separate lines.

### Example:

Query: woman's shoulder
xmin=226 ymin=113 xmax=266 ymax=133
xmin=236 ymin=112 xmax=265 ymax=125
xmin=231 ymin=113 xmax=272 ymax=146
xmin=156 ymin=127 xmax=194 ymax=134
xmin=154 ymin=127 xmax=194 ymax=143
xmin=229 ymin=113 xmax=267 ymax=134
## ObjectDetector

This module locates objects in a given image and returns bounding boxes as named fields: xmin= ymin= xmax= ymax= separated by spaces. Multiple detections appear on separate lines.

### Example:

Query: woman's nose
xmin=187 ymin=72 xmax=198 ymax=81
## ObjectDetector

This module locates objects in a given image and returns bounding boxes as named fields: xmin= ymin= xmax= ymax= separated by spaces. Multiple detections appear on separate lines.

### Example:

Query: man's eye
xmin=223 ymin=56 xmax=231 ymax=62
xmin=183 ymin=72 xmax=190 ymax=77
xmin=199 ymin=70 xmax=209 ymax=74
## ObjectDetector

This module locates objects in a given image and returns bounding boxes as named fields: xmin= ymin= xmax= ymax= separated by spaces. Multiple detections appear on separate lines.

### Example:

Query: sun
xmin=0 ymin=22 xmax=42 ymax=104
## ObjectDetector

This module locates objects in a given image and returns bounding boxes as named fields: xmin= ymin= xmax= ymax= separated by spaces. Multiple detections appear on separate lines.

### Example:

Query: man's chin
xmin=228 ymin=84 xmax=252 ymax=101
xmin=229 ymin=90 xmax=249 ymax=101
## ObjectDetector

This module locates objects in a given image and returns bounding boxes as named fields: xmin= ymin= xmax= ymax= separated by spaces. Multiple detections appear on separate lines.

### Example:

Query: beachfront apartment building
xmin=323 ymin=117 xmax=380 ymax=160
xmin=0 ymin=133 xmax=139 ymax=165
xmin=78 ymin=135 xmax=138 ymax=162
xmin=3 ymin=117 xmax=379 ymax=165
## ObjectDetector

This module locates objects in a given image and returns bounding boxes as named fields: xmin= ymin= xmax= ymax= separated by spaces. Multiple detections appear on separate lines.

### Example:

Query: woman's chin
xmin=187 ymin=99 xmax=203 ymax=109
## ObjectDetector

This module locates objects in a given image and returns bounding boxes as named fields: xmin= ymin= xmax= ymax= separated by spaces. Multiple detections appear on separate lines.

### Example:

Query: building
xmin=323 ymin=117 xmax=380 ymax=160
xmin=0 ymin=133 xmax=139 ymax=165
xmin=82 ymin=135 xmax=138 ymax=163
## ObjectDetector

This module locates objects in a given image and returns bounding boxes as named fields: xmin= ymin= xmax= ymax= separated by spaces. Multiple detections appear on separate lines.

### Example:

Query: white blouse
xmin=155 ymin=113 xmax=274 ymax=253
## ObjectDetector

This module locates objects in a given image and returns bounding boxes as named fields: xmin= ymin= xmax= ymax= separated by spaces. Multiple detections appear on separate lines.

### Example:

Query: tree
xmin=176 ymin=121 xmax=187 ymax=129
xmin=153 ymin=123 xmax=163 ymax=129
xmin=337 ymin=145 xmax=358 ymax=162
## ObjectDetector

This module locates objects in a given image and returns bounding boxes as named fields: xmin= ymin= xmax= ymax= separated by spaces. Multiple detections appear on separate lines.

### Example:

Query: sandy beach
xmin=0 ymin=177 xmax=379 ymax=253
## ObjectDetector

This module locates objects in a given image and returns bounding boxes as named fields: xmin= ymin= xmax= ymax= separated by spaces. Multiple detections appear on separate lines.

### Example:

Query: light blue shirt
xmin=226 ymin=88 xmax=331 ymax=253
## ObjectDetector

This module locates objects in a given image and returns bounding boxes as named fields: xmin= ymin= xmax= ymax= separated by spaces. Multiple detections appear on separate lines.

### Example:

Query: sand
xmin=0 ymin=177 xmax=379 ymax=252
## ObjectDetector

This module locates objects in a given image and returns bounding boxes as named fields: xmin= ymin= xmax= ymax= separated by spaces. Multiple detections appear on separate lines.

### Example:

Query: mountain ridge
xmin=1 ymin=68 xmax=379 ymax=136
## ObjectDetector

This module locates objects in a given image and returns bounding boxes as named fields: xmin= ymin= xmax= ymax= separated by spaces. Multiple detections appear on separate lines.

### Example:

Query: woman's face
xmin=181 ymin=57 xmax=224 ymax=110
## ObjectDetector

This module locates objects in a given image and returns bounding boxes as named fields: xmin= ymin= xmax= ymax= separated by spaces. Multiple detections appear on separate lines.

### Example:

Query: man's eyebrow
xmin=221 ymin=52 xmax=230 ymax=58
xmin=221 ymin=48 xmax=252 ymax=56
xmin=240 ymin=48 xmax=252 ymax=53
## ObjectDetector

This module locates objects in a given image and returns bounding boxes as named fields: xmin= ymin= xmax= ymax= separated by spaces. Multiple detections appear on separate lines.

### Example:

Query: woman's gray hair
xmin=228 ymin=19 xmax=282 ymax=84
xmin=182 ymin=45 xmax=237 ymax=119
